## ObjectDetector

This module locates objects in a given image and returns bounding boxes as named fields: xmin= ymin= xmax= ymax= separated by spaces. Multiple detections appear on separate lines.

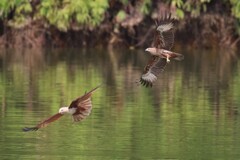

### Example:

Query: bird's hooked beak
xmin=58 ymin=107 xmax=69 ymax=114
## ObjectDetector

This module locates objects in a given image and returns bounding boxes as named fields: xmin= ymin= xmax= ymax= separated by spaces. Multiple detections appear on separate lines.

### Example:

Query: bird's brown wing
xmin=154 ymin=14 xmax=178 ymax=50
xmin=69 ymin=85 xmax=100 ymax=122
xmin=23 ymin=113 xmax=63 ymax=132
xmin=140 ymin=56 xmax=167 ymax=87
xmin=139 ymin=14 xmax=177 ymax=87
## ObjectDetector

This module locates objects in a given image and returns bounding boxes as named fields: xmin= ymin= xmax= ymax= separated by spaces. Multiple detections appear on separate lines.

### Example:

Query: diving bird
xmin=139 ymin=14 xmax=184 ymax=87
xmin=23 ymin=85 xmax=100 ymax=132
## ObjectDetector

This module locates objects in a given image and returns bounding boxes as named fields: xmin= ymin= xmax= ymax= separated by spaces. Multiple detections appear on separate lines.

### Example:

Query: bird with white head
xmin=23 ymin=85 xmax=100 ymax=131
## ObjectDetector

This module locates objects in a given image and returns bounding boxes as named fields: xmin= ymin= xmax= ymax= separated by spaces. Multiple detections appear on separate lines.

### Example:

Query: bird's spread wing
xmin=69 ymin=85 xmax=100 ymax=122
xmin=154 ymin=14 xmax=177 ymax=50
xmin=23 ymin=113 xmax=63 ymax=132
xmin=140 ymin=14 xmax=177 ymax=87
xmin=140 ymin=56 xmax=167 ymax=87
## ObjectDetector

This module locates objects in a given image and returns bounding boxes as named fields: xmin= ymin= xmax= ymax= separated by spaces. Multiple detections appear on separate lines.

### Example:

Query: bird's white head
xmin=145 ymin=48 xmax=157 ymax=55
xmin=58 ymin=107 xmax=69 ymax=114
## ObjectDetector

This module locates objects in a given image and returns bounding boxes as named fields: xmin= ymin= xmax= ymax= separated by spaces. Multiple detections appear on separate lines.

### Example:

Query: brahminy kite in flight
xmin=139 ymin=13 xmax=184 ymax=87
xmin=23 ymin=85 xmax=100 ymax=131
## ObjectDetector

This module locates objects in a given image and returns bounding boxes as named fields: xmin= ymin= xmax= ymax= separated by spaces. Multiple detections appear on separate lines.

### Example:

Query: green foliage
xmin=0 ymin=0 xmax=18 ymax=18
xmin=120 ymin=0 xmax=129 ymax=5
xmin=0 ymin=0 xmax=240 ymax=33
xmin=0 ymin=0 xmax=109 ymax=31
xmin=232 ymin=3 xmax=240 ymax=36
xmin=0 ymin=0 xmax=32 ymax=28
xmin=140 ymin=0 xmax=151 ymax=15
xmin=116 ymin=10 xmax=127 ymax=22
xmin=171 ymin=0 xmax=211 ymax=19
xmin=36 ymin=0 xmax=109 ymax=31
xmin=169 ymin=0 xmax=240 ymax=36
xmin=116 ymin=0 xmax=151 ymax=23
xmin=8 ymin=0 xmax=32 ymax=28
xmin=230 ymin=0 xmax=240 ymax=19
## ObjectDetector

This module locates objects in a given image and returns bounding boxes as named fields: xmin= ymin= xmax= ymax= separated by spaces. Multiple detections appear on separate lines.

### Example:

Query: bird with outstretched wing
xmin=140 ymin=14 xmax=184 ymax=87
xmin=23 ymin=85 xmax=100 ymax=132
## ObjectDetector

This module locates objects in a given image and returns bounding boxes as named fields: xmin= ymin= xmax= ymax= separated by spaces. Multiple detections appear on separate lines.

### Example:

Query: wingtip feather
xmin=22 ymin=127 xmax=39 ymax=132
xmin=89 ymin=84 xmax=102 ymax=93
xmin=140 ymin=78 xmax=153 ymax=88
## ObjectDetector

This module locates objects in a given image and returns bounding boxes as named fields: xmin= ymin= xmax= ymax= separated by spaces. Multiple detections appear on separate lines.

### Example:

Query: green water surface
xmin=0 ymin=48 xmax=240 ymax=160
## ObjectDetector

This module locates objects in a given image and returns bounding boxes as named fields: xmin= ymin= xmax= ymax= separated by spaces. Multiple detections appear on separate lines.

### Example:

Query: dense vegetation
xmin=0 ymin=0 xmax=240 ymax=49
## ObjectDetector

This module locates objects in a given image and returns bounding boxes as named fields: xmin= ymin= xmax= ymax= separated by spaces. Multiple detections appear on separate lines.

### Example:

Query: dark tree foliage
xmin=0 ymin=0 xmax=239 ymax=49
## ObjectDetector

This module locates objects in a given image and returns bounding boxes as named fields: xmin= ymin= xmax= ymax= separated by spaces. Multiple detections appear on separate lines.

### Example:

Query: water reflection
xmin=0 ymin=48 xmax=240 ymax=159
